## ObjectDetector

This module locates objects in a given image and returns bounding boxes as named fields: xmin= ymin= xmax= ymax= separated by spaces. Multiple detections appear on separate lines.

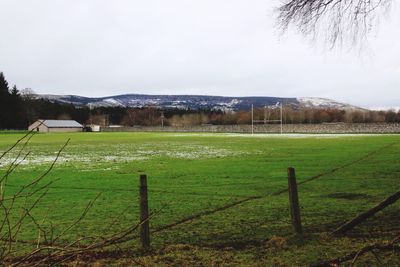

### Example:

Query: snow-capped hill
xmin=88 ymin=98 xmax=125 ymax=107
xmin=37 ymin=94 xmax=93 ymax=106
xmin=34 ymin=93 xmax=362 ymax=111
xmin=298 ymin=97 xmax=363 ymax=110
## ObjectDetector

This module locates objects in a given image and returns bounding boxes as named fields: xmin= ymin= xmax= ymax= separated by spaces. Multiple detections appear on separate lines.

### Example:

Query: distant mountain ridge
xmin=35 ymin=93 xmax=363 ymax=111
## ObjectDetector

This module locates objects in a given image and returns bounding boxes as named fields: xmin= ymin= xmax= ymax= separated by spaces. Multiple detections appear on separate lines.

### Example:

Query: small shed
xmin=85 ymin=124 xmax=101 ymax=132
xmin=28 ymin=120 xmax=83 ymax=133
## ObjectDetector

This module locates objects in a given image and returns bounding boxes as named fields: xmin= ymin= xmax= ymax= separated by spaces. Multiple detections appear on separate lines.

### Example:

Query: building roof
xmin=40 ymin=120 xmax=83 ymax=128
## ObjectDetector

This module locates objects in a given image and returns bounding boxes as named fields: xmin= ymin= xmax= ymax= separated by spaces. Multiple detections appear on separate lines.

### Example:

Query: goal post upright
xmin=251 ymin=102 xmax=284 ymax=134
xmin=280 ymin=102 xmax=283 ymax=134
xmin=251 ymin=104 xmax=254 ymax=134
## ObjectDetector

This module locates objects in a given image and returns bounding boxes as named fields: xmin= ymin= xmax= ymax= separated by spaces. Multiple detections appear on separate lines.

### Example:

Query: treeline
xmin=0 ymin=73 xmax=25 ymax=129
xmin=0 ymin=72 xmax=89 ymax=129
xmin=253 ymin=107 xmax=400 ymax=124
xmin=1 ymin=72 xmax=400 ymax=130
xmin=161 ymin=107 xmax=400 ymax=126
xmin=87 ymin=105 xmax=400 ymax=126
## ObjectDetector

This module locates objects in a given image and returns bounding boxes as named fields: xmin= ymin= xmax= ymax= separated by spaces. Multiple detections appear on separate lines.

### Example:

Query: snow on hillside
xmin=34 ymin=94 xmax=362 ymax=111
xmin=297 ymin=97 xmax=363 ymax=110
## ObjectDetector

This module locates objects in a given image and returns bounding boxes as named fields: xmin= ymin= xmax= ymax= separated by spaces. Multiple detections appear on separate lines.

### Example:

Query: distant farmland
xmin=1 ymin=132 xmax=399 ymax=265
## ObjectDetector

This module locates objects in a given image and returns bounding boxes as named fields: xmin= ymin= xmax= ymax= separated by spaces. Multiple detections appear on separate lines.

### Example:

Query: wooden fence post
xmin=288 ymin=167 xmax=303 ymax=235
xmin=332 ymin=191 xmax=400 ymax=235
xmin=139 ymin=174 xmax=150 ymax=249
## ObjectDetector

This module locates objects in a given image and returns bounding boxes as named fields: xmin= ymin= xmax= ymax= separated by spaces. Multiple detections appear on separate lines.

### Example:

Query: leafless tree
xmin=19 ymin=88 xmax=36 ymax=101
xmin=276 ymin=0 xmax=393 ymax=47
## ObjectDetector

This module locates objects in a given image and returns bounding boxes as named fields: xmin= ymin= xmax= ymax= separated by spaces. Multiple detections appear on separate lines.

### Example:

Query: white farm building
xmin=28 ymin=120 xmax=83 ymax=133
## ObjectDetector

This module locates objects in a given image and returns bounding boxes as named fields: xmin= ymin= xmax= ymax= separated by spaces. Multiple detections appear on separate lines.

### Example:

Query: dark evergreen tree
xmin=0 ymin=72 xmax=11 ymax=129
xmin=0 ymin=74 xmax=28 ymax=129
xmin=9 ymin=85 xmax=26 ymax=129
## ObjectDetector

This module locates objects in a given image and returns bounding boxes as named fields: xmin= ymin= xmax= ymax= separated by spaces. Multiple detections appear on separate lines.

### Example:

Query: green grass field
xmin=1 ymin=132 xmax=400 ymax=265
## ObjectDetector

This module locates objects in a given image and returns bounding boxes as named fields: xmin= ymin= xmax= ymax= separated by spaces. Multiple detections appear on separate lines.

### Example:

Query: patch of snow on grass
xmin=0 ymin=143 xmax=246 ymax=169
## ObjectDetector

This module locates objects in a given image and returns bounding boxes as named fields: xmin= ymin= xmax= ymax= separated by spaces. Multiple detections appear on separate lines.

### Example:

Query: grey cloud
xmin=0 ymin=0 xmax=399 ymax=108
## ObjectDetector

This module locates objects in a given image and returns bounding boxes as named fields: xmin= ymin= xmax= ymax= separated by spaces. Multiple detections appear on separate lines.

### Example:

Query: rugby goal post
xmin=251 ymin=102 xmax=283 ymax=134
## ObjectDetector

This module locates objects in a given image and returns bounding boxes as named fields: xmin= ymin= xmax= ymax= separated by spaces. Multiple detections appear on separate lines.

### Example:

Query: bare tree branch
xmin=0 ymin=129 xmax=170 ymax=266
xmin=276 ymin=0 xmax=393 ymax=47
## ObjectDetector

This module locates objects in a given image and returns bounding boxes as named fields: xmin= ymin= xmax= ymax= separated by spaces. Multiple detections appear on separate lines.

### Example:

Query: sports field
xmin=1 ymin=132 xmax=399 ymax=265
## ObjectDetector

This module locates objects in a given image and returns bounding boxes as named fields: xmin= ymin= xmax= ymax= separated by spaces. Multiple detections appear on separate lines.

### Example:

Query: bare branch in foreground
xmin=276 ymin=0 xmax=393 ymax=47
xmin=1 ymin=133 xmax=165 ymax=266
xmin=311 ymin=235 xmax=400 ymax=266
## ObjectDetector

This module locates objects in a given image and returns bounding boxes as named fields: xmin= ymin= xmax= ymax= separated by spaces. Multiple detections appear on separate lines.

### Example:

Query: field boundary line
xmin=151 ymin=141 xmax=398 ymax=233
xmin=272 ymin=141 xmax=398 ymax=195
xmin=4 ymin=183 xmax=137 ymax=192
xmin=4 ymin=183 xmax=255 ymax=199
xmin=149 ymin=188 xmax=253 ymax=198
xmin=152 ymin=196 xmax=262 ymax=233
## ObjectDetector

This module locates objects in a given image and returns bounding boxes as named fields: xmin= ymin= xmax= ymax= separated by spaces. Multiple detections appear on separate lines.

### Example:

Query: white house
xmin=28 ymin=120 xmax=83 ymax=133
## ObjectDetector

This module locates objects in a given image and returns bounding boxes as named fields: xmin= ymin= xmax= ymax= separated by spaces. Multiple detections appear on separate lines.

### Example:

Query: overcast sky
xmin=0 ymin=0 xmax=399 ymax=108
